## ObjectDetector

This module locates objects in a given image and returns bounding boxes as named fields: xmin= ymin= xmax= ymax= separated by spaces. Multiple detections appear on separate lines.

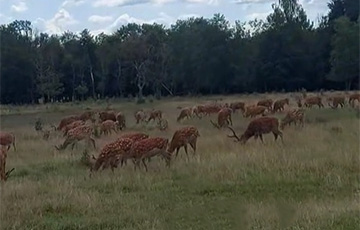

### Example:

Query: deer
xmin=243 ymin=105 xmax=267 ymax=118
xmin=177 ymin=107 xmax=193 ymax=122
xmin=229 ymin=102 xmax=245 ymax=113
xmin=280 ymin=109 xmax=305 ymax=129
xmin=210 ymin=107 xmax=233 ymax=129
xmin=167 ymin=126 xmax=200 ymax=161
xmin=57 ymin=115 xmax=81 ymax=131
xmin=99 ymin=120 xmax=118 ymax=136
xmin=79 ymin=111 xmax=96 ymax=123
xmin=124 ymin=137 xmax=171 ymax=172
xmin=55 ymin=124 xmax=96 ymax=151
xmin=257 ymin=99 xmax=273 ymax=111
xmin=0 ymin=132 xmax=16 ymax=151
xmin=0 ymin=146 xmax=14 ymax=182
xmin=304 ymin=96 xmax=324 ymax=108
xmin=147 ymin=109 xmax=163 ymax=123
xmin=116 ymin=112 xmax=126 ymax=130
xmin=348 ymin=93 xmax=360 ymax=107
xmin=272 ymin=98 xmax=290 ymax=113
xmin=62 ymin=120 xmax=85 ymax=137
xmin=227 ymin=117 xmax=283 ymax=144
xmin=134 ymin=110 xmax=147 ymax=124
xmin=327 ymin=96 xmax=345 ymax=109
xmin=99 ymin=111 xmax=117 ymax=122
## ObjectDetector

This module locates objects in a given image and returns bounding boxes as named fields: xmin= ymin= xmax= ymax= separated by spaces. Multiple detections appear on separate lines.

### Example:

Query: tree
xmin=328 ymin=16 xmax=359 ymax=89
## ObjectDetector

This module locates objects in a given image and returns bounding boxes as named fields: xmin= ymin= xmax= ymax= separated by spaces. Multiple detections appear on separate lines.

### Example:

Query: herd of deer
xmin=0 ymin=92 xmax=359 ymax=181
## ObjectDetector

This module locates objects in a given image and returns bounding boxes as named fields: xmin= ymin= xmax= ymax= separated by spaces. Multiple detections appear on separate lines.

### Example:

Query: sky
xmin=0 ymin=0 xmax=329 ymax=35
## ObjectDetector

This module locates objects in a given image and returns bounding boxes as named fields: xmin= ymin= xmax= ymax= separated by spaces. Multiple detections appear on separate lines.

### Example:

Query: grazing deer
xmin=167 ymin=126 xmax=200 ymax=160
xmin=117 ymin=132 xmax=149 ymax=142
xmin=126 ymin=137 xmax=171 ymax=171
xmin=280 ymin=109 xmax=305 ymax=129
xmin=99 ymin=120 xmax=118 ymax=136
xmin=327 ymin=96 xmax=345 ymax=109
xmin=57 ymin=115 xmax=80 ymax=131
xmin=229 ymin=102 xmax=245 ymax=113
xmin=257 ymin=99 xmax=273 ymax=111
xmin=99 ymin=111 xmax=117 ymax=122
xmin=91 ymin=137 xmax=135 ymax=172
xmin=55 ymin=124 xmax=96 ymax=151
xmin=157 ymin=118 xmax=169 ymax=131
xmin=134 ymin=110 xmax=147 ymax=124
xmin=210 ymin=108 xmax=233 ymax=129
xmin=349 ymin=93 xmax=360 ymax=107
xmin=79 ymin=111 xmax=96 ymax=122
xmin=147 ymin=109 xmax=163 ymax=123
xmin=192 ymin=105 xmax=205 ymax=118
xmin=243 ymin=105 xmax=267 ymax=118
xmin=63 ymin=120 xmax=85 ymax=137
xmin=304 ymin=96 xmax=324 ymax=108
xmin=177 ymin=107 xmax=193 ymax=122
xmin=116 ymin=112 xmax=126 ymax=130
xmin=0 ymin=132 xmax=16 ymax=151
xmin=227 ymin=117 xmax=283 ymax=144
xmin=273 ymin=98 xmax=289 ymax=113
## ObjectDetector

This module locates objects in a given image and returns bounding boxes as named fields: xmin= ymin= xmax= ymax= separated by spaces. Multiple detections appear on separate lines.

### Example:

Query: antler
xmin=5 ymin=167 xmax=15 ymax=180
xmin=227 ymin=126 xmax=240 ymax=141
xmin=210 ymin=120 xmax=220 ymax=129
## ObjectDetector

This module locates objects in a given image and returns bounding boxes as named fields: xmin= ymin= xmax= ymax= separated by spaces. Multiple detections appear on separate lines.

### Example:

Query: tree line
xmin=0 ymin=0 xmax=359 ymax=104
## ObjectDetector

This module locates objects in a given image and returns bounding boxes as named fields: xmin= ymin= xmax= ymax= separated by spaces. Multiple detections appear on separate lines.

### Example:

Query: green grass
xmin=1 ymin=93 xmax=360 ymax=230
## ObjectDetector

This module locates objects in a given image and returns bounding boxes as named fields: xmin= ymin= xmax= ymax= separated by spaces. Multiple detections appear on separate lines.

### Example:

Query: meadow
xmin=0 ymin=93 xmax=359 ymax=230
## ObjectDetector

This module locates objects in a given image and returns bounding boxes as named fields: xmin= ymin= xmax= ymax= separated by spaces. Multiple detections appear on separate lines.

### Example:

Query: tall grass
xmin=0 ymin=94 xmax=359 ymax=230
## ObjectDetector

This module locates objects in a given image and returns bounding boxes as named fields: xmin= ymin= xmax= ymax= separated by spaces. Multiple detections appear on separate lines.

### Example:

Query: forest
xmin=0 ymin=0 xmax=359 ymax=104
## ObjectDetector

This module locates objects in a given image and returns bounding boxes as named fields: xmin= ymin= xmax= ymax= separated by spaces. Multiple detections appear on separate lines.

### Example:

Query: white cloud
xmin=11 ymin=2 xmax=28 ymax=13
xmin=246 ymin=11 xmax=271 ymax=21
xmin=0 ymin=14 xmax=13 ymax=24
xmin=88 ymin=15 xmax=114 ymax=23
xmin=62 ymin=0 xmax=86 ymax=7
xmin=44 ymin=9 xmax=78 ymax=34
xmin=93 ymin=0 xmax=218 ymax=7
xmin=177 ymin=13 xmax=200 ymax=20
xmin=233 ymin=0 xmax=271 ymax=4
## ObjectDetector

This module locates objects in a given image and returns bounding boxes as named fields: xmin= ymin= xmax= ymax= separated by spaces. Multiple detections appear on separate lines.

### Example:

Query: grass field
xmin=0 ymin=93 xmax=359 ymax=230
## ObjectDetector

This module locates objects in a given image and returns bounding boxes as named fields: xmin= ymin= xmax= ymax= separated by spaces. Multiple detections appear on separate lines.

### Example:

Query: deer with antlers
xmin=227 ymin=117 xmax=283 ymax=144
xmin=280 ymin=109 xmax=305 ymax=129
xmin=124 ymin=137 xmax=171 ymax=171
xmin=167 ymin=126 xmax=200 ymax=161
xmin=0 ymin=131 xmax=16 ymax=151
xmin=210 ymin=107 xmax=233 ymax=129
xmin=304 ymin=96 xmax=324 ymax=108
xmin=273 ymin=98 xmax=289 ymax=113
xmin=55 ymin=124 xmax=96 ymax=151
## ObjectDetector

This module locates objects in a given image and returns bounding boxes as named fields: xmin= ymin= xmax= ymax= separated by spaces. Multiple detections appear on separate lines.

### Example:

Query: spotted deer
xmin=125 ymin=137 xmax=171 ymax=171
xmin=0 ymin=131 xmax=16 ymax=151
xmin=177 ymin=107 xmax=193 ymax=122
xmin=227 ymin=117 xmax=283 ymax=144
xmin=272 ymin=98 xmax=289 ymax=113
xmin=55 ymin=124 xmax=96 ymax=151
xmin=167 ymin=126 xmax=200 ymax=160
xmin=147 ymin=109 xmax=163 ymax=123
xmin=304 ymin=96 xmax=324 ymax=108
xmin=116 ymin=112 xmax=126 ymax=130
xmin=57 ymin=115 xmax=80 ymax=131
xmin=134 ymin=110 xmax=147 ymax=124
xmin=99 ymin=120 xmax=118 ymax=136
xmin=280 ymin=109 xmax=305 ymax=129
xmin=210 ymin=107 xmax=233 ymax=129
xmin=99 ymin=111 xmax=117 ymax=122
xmin=63 ymin=120 xmax=85 ymax=137
xmin=257 ymin=99 xmax=273 ymax=111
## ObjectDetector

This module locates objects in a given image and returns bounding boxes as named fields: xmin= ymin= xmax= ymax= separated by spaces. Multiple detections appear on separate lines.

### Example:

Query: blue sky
xmin=0 ymin=0 xmax=329 ymax=35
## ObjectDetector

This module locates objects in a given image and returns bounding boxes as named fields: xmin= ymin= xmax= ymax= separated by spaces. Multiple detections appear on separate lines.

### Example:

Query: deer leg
xmin=259 ymin=135 xmax=264 ymax=143
xmin=189 ymin=140 xmax=197 ymax=156
xmin=142 ymin=158 xmax=148 ymax=172
xmin=183 ymin=145 xmax=189 ymax=161
xmin=175 ymin=148 xmax=180 ymax=158
xmin=89 ymin=137 xmax=96 ymax=149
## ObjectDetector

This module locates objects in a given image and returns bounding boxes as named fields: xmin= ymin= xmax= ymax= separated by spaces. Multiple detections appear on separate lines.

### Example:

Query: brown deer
xmin=273 ymin=98 xmax=289 ymax=113
xmin=134 ymin=110 xmax=147 ymax=124
xmin=0 ymin=132 xmax=16 ymax=151
xmin=229 ymin=102 xmax=245 ymax=113
xmin=57 ymin=115 xmax=80 ymax=131
xmin=177 ymin=107 xmax=193 ymax=122
xmin=210 ymin=108 xmax=233 ymax=128
xmin=243 ymin=105 xmax=267 ymax=118
xmin=227 ymin=117 xmax=283 ymax=144
xmin=117 ymin=132 xmax=149 ymax=142
xmin=167 ymin=126 xmax=200 ymax=160
xmin=147 ymin=109 xmax=163 ymax=123
xmin=304 ymin=96 xmax=324 ymax=108
xmin=116 ymin=112 xmax=126 ymax=130
xmin=99 ymin=111 xmax=117 ymax=122
xmin=125 ymin=137 xmax=171 ymax=171
xmin=79 ymin=111 xmax=96 ymax=122
xmin=192 ymin=105 xmax=206 ymax=118
xmin=327 ymin=96 xmax=345 ymax=109
xmin=257 ymin=99 xmax=273 ymax=111
xmin=99 ymin=120 xmax=118 ymax=136
xmin=280 ymin=109 xmax=305 ymax=129
xmin=63 ymin=120 xmax=85 ymax=137
xmin=55 ymin=124 xmax=96 ymax=151
xmin=349 ymin=93 xmax=360 ymax=107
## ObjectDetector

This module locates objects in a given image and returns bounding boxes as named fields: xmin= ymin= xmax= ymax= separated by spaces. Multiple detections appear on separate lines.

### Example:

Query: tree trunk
xmin=72 ymin=65 xmax=76 ymax=101
xmin=345 ymin=80 xmax=352 ymax=91
xmin=89 ymin=65 xmax=96 ymax=99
